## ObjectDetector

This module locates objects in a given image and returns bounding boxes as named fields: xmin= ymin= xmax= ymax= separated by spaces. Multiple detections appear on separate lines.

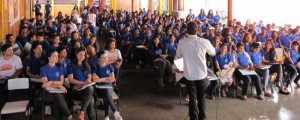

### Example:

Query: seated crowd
xmin=0 ymin=4 xmax=300 ymax=120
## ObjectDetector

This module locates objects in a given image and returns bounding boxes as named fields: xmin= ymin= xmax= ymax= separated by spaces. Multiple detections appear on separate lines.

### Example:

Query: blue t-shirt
xmin=244 ymin=43 xmax=251 ymax=53
xmin=256 ymin=33 xmax=269 ymax=42
xmin=166 ymin=43 xmax=177 ymax=56
xmin=214 ymin=52 xmax=233 ymax=69
xmin=92 ymin=64 xmax=115 ymax=85
xmin=40 ymin=64 xmax=63 ymax=81
xmin=213 ymin=15 xmax=221 ymax=23
xmin=27 ymin=53 xmax=47 ymax=75
xmin=280 ymin=35 xmax=291 ymax=48
xmin=289 ymin=49 xmax=300 ymax=63
xmin=68 ymin=63 xmax=91 ymax=81
xmin=262 ymin=49 xmax=277 ymax=61
xmin=81 ymin=37 xmax=90 ymax=46
xmin=232 ymin=33 xmax=242 ymax=43
xmin=198 ymin=14 xmax=206 ymax=21
xmin=59 ymin=58 xmax=70 ymax=77
xmin=143 ymin=33 xmax=155 ymax=44
xmin=249 ymin=51 xmax=263 ymax=65
xmin=237 ymin=52 xmax=250 ymax=67
xmin=45 ymin=4 xmax=51 ymax=12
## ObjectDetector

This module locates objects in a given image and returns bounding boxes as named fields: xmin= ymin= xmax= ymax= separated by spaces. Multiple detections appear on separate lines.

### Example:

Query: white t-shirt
xmin=0 ymin=55 xmax=23 ymax=77
xmin=105 ymin=49 xmax=122 ymax=64
xmin=176 ymin=35 xmax=216 ymax=80
xmin=87 ymin=13 xmax=96 ymax=26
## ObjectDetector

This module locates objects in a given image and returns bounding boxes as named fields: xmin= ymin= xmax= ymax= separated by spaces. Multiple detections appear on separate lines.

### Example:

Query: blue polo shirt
xmin=237 ymin=52 xmax=250 ymax=67
xmin=68 ymin=63 xmax=91 ymax=81
xmin=41 ymin=64 xmax=63 ymax=81
xmin=244 ymin=43 xmax=251 ymax=53
xmin=166 ymin=43 xmax=177 ymax=56
xmin=92 ymin=64 xmax=115 ymax=85
xmin=214 ymin=52 xmax=233 ymax=69
xmin=262 ymin=49 xmax=276 ymax=61
xmin=249 ymin=51 xmax=263 ymax=65
xmin=232 ymin=33 xmax=242 ymax=43
xmin=289 ymin=49 xmax=300 ymax=63
xmin=213 ymin=15 xmax=221 ymax=23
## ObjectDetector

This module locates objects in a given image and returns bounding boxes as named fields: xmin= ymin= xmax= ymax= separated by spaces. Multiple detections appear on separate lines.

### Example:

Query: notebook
xmin=95 ymin=85 xmax=113 ymax=89
xmin=239 ymin=69 xmax=257 ymax=75
xmin=75 ymin=82 xmax=96 ymax=91
xmin=46 ymin=87 xmax=64 ymax=93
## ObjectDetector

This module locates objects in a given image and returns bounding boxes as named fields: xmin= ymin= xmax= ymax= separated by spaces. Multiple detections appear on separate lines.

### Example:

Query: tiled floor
xmin=3 ymin=67 xmax=300 ymax=120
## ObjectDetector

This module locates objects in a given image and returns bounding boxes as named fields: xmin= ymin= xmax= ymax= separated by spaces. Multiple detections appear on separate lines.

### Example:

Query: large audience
xmin=0 ymin=1 xmax=300 ymax=119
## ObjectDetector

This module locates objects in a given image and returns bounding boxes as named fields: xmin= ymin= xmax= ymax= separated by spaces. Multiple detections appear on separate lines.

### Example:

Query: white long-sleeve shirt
xmin=176 ymin=35 xmax=215 ymax=80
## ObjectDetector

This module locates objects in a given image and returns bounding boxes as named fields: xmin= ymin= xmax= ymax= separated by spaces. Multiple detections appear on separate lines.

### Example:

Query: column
xmin=158 ymin=0 xmax=162 ymax=14
xmin=228 ymin=0 xmax=232 ymax=25
xmin=148 ymin=0 xmax=152 ymax=13
xmin=0 ymin=0 xmax=3 ymax=41
xmin=99 ymin=0 xmax=105 ymax=12
xmin=51 ymin=0 xmax=54 ymax=16
xmin=132 ymin=0 xmax=134 ymax=12
xmin=88 ymin=0 xmax=93 ymax=8
xmin=178 ymin=0 xmax=183 ymax=11
xmin=168 ymin=0 xmax=173 ymax=15
xmin=112 ymin=0 xmax=117 ymax=12
xmin=173 ymin=0 xmax=178 ymax=11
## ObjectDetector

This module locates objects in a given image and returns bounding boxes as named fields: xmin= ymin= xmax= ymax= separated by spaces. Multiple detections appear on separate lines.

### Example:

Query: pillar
xmin=168 ymin=0 xmax=172 ymax=15
xmin=178 ymin=0 xmax=183 ymax=11
xmin=158 ymin=0 xmax=162 ymax=14
xmin=112 ymin=0 xmax=117 ymax=12
xmin=132 ymin=0 xmax=134 ymax=12
xmin=173 ymin=0 xmax=178 ymax=11
xmin=148 ymin=0 xmax=152 ymax=13
xmin=228 ymin=0 xmax=232 ymax=25
xmin=85 ymin=0 xmax=88 ymax=6
xmin=51 ymin=0 xmax=54 ymax=16
xmin=99 ymin=0 xmax=105 ymax=12
xmin=0 ymin=0 xmax=4 ymax=41
xmin=88 ymin=0 xmax=93 ymax=8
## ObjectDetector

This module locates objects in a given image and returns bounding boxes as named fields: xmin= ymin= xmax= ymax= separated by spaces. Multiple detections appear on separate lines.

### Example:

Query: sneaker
xmin=45 ymin=105 xmax=51 ymax=115
xmin=104 ymin=116 xmax=110 ymax=120
xmin=113 ymin=111 xmax=123 ymax=120
xmin=79 ymin=111 xmax=84 ymax=120
xmin=241 ymin=95 xmax=248 ymax=101
xmin=264 ymin=92 xmax=274 ymax=98
xmin=257 ymin=95 xmax=265 ymax=101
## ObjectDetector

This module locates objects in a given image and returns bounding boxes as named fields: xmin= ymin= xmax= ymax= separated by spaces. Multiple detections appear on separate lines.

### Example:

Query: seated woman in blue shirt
xmin=92 ymin=51 xmax=123 ymax=120
xmin=165 ymin=34 xmax=177 ymax=64
xmin=40 ymin=49 xmax=72 ymax=120
xmin=270 ymin=31 xmax=282 ymax=48
xmin=256 ymin=27 xmax=269 ymax=43
xmin=26 ymin=42 xmax=47 ymax=112
xmin=279 ymin=28 xmax=291 ymax=49
xmin=149 ymin=36 xmax=172 ymax=87
xmin=262 ymin=39 xmax=290 ymax=95
xmin=224 ymin=34 xmax=236 ymax=54
xmin=233 ymin=42 xmax=263 ymax=101
xmin=285 ymin=41 xmax=300 ymax=88
xmin=211 ymin=44 xmax=233 ymax=98
xmin=249 ymin=42 xmax=273 ymax=98
xmin=242 ymin=32 xmax=253 ymax=53
xmin=68 ymin=47 xmax=95 ymax=120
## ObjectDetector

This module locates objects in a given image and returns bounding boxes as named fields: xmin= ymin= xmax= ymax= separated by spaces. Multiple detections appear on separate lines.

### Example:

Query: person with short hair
xmin=176 ymin=22 xmax=215 ymax=120
xmin=45 ymin=0 xmax=52 ymax=19
xmin=34 ymin=1 xmax=41 ymax=17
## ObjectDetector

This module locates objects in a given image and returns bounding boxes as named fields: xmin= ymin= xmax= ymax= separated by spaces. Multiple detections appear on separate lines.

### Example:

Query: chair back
xmin=8 ymin=78 xmax=29 ymax=90
xmin=275 ymin=48 xmax=284 ymax=61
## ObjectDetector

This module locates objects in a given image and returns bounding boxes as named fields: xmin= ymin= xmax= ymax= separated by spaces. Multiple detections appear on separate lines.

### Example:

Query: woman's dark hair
xmin=263 ymin=39 xmax=276 ymax=61
xmin=71 ymin=31 xmax=79 ymax=40
xmin=46 ymin=49 xmax=61 ymax=67
xmin=1 ymin=43 xmax=12 ymax=53
xmin=236 ymin=42 xmax=245 ymax=48
xmin=31 ymin=41 xmax=42 ymax=53
xmin=74 ymin=47 xmax=89 ymax=72
xmin=97 ymin=50 xmax=106 ymax=58
xmin=57 ymin=45 xmax=67 ymax=54
xmin=105 ymin=38 xmax=116 ymax=50
xmin=250 ymin=42 xmax=260 ymax=48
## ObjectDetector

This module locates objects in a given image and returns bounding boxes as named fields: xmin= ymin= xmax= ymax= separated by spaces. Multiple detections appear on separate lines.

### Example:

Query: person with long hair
xmin=242 ymin=32 xmax=253 ymax=53
xmin=40 ymin=49 xmax=72 ymax=120
xmin=285 ymin=41 xmax=300 ymax=88
xmin=68 ymin=47 xmax=96 ymax=120
xmin=71 ymin=5 xmax=79 ymax=21
xmin=198 ymin=8 xmax=206 ymax=22
xmin=92 ymin=51 xmax=123 ymax=120
xmin=270 ymin=31 xmax=282 ymax=48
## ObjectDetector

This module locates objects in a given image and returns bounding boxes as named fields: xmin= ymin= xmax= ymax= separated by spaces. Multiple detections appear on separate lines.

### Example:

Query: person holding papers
xmin=149 ymin=35 xmax=172 ymax=87
xmin=214 ymin=44 xmax=234 ymax=97
xmin=26 ymin=42 xmax=47 ymax=113
xmin=68 ymin=47 xmax=95 ymax=120
xmin=249 ymin=42 xmax=273 ymax=98
xmin=262 ymin=39 xmax=290 ymax=94
xmin=165 ymin=34 xmax=177 ymax=64
xmin=285 ymin=41 xmax=300 ymax=88
xmin=92 ymin=51 xmax=123 ymax=120
xmin=234 ymin=42 xmax=263 ymax=101
xmin=40 ymin=50 xmax=72 ymax=120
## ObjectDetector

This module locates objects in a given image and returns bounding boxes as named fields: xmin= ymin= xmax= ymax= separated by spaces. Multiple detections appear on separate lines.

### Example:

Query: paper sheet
xmin=239 ymin=69 xmax=257 ymax=75
xmin=174 ymin=58 xmax=184 ymax=71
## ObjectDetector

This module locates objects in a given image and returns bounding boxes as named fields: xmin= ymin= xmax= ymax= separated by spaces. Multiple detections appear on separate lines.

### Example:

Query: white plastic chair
xmin=0 ymin=78 xmax=30 ymax=120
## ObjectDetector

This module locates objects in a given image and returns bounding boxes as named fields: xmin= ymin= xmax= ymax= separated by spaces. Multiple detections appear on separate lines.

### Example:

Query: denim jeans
xmin=153 ymin=59 xmax=172 ymax=81
xmin=72 ymin=86 xmax=96 ymax=120
xmin=96 ymin=88 xmax=117 ymax=116
xmin=186 ymin=78 xmax=209 ymax=120
xmin=43 ymin=92 xmax=71 ymax=119
xmin=255 ymin=68 xmax=270 ymax=87
xmin=284 ymin=64 xmax=300 ymax=83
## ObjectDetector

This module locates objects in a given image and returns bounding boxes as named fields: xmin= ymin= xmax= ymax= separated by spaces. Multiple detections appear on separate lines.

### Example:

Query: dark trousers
xmin=72 ymin=86 xmax=96 ymax=119
xmin=235 ymin=70 xmax=262 ymax=96
xmin=284 ymin=64 xmax=300 ymax=83
xmin=186 ymin=78 xmax=209 ymax=120
xmin=0 ymin=81 xmax=9 ymax=110
xmin=96 ymin=88 xmax=117 ymax=116
xmin=28 ymin=82 xmax=43 ymax=107
xmin=43 ymin=92 xmax=71 ymax=119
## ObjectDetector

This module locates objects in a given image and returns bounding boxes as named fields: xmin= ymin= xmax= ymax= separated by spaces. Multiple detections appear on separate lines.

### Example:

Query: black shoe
xmin=279 ymin=88 xmax=290 ymax=95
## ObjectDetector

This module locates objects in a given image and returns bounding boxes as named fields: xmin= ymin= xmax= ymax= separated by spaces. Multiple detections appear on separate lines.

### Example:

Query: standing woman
xmin=68 ymin=47 xmax=96 ymax=120
xmin=71 ymin=5 xmax=79 ymax=22
xmin=40 ymin=50 xmax=72 ymax=120
xmin=92 ymin=51 xmax=123 ymax=120
xmin=198 ymin=9 xmax=206 ymax=22
xmin=206 ymin=9 xmax=214 ymax=25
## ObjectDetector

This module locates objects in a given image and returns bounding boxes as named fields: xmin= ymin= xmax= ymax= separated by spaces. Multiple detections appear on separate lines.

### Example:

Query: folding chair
xmin=0 ymin=78 xmax=30 ymax=120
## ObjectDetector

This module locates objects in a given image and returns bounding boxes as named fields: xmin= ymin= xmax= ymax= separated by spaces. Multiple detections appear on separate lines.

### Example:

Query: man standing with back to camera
xmin=176 ymin=22 xmax=215 ymax=120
